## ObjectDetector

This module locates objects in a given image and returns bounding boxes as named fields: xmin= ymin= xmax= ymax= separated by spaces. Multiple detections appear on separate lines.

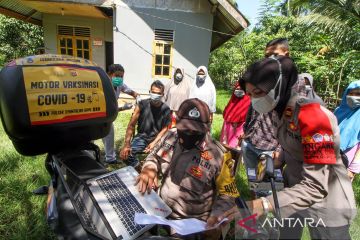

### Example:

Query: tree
xmin=209 ymin=3 xmax=360 ymax=108
xmin=0 ymin=15 xmax=44 ymax=66
xmin=285 ymin=0 xmax=360 ymax=50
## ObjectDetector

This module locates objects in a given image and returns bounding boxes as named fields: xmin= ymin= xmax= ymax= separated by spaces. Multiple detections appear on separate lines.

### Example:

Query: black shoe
xmin=33 ymin=185 xmax=49 ymax=195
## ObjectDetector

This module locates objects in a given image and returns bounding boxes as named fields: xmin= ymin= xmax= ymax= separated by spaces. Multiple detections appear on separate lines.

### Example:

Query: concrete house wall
xmin=42 ymin=14 xmax=113 ymax=69
xmin=114 ymin=0 xmax=213 ymax=93
xmin=41 ymin=0 xmax=214 ymax=94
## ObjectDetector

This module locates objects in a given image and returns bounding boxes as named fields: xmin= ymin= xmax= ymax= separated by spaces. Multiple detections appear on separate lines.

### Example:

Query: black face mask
xmin=177 ymin=130 xmax=205 ymax=150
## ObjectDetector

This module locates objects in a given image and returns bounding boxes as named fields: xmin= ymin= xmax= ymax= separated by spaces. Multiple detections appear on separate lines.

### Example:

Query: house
xmin=0 ymin=0 xmax=248 ymax=93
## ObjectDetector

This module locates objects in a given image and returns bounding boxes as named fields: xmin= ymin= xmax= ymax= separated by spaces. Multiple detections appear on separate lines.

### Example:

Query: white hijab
xmin=189 ymin=66 xmax=216 ymax=113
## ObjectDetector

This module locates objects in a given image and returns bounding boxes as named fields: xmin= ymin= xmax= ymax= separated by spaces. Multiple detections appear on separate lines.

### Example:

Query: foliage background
xmin=209 ymin=0 xmax=360 ymax=109
xmin=0 ymin=15 xmax=43 ymax=66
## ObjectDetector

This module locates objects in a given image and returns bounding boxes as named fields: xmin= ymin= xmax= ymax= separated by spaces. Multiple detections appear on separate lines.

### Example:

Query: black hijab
xmin=241 ymin=56 xmax=298 ymax=117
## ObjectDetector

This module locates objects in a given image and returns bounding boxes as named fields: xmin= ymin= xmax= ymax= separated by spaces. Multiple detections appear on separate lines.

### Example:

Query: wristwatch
xmin=260 ymin=197 xmax=270 ymax=215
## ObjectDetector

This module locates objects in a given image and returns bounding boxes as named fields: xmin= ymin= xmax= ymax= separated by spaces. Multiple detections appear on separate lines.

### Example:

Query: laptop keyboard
xmin=97 ymin=173 xmax=146 ymax=236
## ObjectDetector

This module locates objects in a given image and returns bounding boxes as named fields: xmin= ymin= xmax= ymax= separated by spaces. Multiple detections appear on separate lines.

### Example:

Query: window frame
xmin=57 ymin=35 xmax=92 ymax=60
xmin=152 ymin=40 xmax=173 ymax=79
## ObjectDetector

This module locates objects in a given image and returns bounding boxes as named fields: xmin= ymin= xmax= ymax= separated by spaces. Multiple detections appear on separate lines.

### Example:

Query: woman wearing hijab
xmin=334 ymin=80 xmax=360 ymax=182
xmin=220 ymin=83 xmax=250 ymax=149
xmin=164 ymin=68 xmax=191 ymax=128
xmin=189 ymin=66 xmax=216 ymax=122
xmin=298 ymin=73 xmax=325 ymax=105
xmin=209 ymin=57 xmax=356 ymax=239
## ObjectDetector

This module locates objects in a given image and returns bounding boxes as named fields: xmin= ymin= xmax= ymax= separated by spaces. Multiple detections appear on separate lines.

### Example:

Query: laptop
xmin=78 ymin=166 xmax=172 ymax=240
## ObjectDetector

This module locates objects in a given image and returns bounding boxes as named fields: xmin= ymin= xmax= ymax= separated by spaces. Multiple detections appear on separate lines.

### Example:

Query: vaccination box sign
xmin=23 ymin=66 xmax=106 ymax=125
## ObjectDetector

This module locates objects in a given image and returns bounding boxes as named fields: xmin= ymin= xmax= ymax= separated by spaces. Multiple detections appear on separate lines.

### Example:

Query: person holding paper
xmin=136 ymin=98 xmax=239 ymax=239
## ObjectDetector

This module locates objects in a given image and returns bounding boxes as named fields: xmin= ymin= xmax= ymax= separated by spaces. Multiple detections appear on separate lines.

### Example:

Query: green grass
xmin=216 ymin=89 xmax=233 ymax=114
xmin=212 ymin=89 xmax=232 ymax=140
xmin=0 ymin=127 xmax=52 ymax=239
xmin=0 ymin=92 xmax=359 ymax=239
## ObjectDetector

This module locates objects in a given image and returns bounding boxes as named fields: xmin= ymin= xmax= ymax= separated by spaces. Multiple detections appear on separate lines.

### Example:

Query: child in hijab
xmin=334 ymin=80 xmax=360 ymax=182
xmin=220 ymin=82 xmax=250 ymax=149
xmin=298 ymin=73 xmax=325 ymax=105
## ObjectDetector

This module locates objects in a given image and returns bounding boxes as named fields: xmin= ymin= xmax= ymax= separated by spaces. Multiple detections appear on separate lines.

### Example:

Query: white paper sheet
xmin=134 ymin=213 xmax=228 ymax=235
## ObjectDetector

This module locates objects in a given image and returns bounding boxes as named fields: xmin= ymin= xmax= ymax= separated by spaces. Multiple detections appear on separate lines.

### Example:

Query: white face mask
xmin=305 ymin=85 xmax=312 ymax=92
xmin=346 ymin=95 xmax=360 ymax=109
xmin=251 ymin=56 xmax=283 ymax=114
xmin=175 ymin=73 xmax=183 ymax=82
xmin=234 ymin=89 xmax=245 ymax=98
xmin=251 ymin=93 xmax=278 ymax=113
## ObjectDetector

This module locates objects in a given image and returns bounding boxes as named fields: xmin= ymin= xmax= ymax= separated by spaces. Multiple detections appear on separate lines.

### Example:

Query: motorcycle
xmin=42 ymin=103 xmax=178 ymax=240
xmin=234 ymin=154 xmax=283 ymax=240
xmin=44 ymin=103 xmax=135 ymax=239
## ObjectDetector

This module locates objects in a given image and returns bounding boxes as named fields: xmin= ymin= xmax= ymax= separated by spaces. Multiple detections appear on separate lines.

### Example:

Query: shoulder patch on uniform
xmin=189 ymin=166 xmax=203 ymax=179
xmin=201 ymin=151 xmax=212 ymax=161
xmin=298 ymin=103 xmax=336 ymax=165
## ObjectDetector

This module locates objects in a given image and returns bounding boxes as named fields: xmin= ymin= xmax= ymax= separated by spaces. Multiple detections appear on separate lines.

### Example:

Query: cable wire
xmin=116 ymin=4 xmax=240 ymax=37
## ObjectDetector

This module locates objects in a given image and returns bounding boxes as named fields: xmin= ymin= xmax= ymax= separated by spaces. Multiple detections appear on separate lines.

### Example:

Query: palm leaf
xmin=290 ymin=0 xmax=360 ymax=50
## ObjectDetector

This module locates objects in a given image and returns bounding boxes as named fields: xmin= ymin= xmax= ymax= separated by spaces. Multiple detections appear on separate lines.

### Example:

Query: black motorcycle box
xmin=0 ymin=55 xmax=118 ymax=156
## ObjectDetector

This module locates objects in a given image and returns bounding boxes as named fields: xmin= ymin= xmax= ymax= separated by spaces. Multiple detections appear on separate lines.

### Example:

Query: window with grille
xmin=57 ymin=25 xmax=91 ymax=60
xmin=153 ymin=29 xmax=174 ymax=78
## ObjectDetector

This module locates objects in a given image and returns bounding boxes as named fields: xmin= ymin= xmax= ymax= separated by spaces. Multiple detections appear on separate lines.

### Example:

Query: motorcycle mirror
xmin=264 ymin=154 xmax=274 ymax=178
xmin=256 ymin=154 xmax=274 ymax=181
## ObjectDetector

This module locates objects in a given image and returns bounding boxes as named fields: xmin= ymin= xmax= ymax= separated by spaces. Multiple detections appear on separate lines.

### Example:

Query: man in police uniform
xmin=136 ymin=98 xmax=239 ymax=239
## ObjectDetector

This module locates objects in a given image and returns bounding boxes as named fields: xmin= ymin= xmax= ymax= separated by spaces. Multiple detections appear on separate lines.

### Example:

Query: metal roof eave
xmin=208 ymin=0 xmax=249 ymax=51
xmin=0 ymin=0 xmax=113 ymax=25
xmin=0 ymin=0 xmax=42 ymax=25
